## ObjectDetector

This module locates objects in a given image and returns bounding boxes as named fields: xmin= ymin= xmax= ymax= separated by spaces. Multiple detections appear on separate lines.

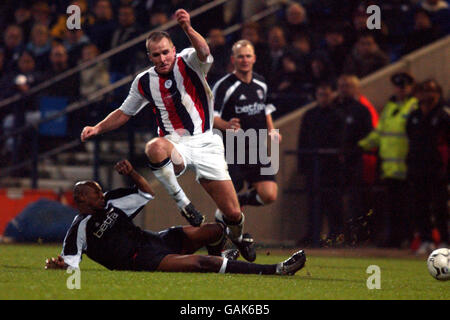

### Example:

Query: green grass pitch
xmin=0 ymin=244 xmax=448 ymax=300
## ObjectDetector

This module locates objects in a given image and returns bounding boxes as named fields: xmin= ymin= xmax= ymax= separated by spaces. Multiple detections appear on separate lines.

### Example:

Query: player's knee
xmin=222 ymin=207 xmax=242 ymax=222
xmin=145 ymin=138 xmax=168 ymax=161
xmin=260 ymin=191 xmax=277 ymax=204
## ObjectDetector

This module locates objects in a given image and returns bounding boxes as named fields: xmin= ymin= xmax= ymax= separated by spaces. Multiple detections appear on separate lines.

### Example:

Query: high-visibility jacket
xmin=359 ymin=96 xmax=418 ymax=180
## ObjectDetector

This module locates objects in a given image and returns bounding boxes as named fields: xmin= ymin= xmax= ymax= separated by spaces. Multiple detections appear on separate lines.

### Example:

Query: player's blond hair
xmin=146 ymin=31 xmax=174 ymax=53
xmin=231 ymin=39 xmax=255 ymax=56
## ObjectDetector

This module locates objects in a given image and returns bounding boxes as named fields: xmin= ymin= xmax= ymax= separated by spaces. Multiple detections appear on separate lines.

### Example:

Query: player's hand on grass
xmin=81 ymin=126 xmax=99 ymax=142
xmin=115 ymin=160 xmax=134 ymax=176
xmin=269 ymin=129 xmax=282 ymax=143
xmin=45 ymin=256 xmax=68 ymax=270
xmin=175 ymin=9 xmax=191 ymax=30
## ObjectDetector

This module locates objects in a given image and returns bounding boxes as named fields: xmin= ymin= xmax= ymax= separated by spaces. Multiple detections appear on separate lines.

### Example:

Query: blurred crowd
xmin=0 ymin=0 xmax=448 ymax=252
xmin=297 ymin=72 xmax=449 ymax=254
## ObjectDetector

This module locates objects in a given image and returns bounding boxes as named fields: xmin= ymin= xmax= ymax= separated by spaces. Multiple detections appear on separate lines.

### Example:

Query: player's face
xmin=84 ymin=183 xmax=105 ymax=211
xmin=232 ymin=45 xmax=256 ymax=74
xmin=147 ymin=37 xmax=176 ymax=74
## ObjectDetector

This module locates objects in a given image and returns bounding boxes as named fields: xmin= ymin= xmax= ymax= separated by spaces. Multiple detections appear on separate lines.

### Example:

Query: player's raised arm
xmin=81 ymin=109 xmax=131 ymax=142
xmin=175 ymin=9 xmax=210 ymax=62
xmin=115 ymin=160 xmax=155 ymax=196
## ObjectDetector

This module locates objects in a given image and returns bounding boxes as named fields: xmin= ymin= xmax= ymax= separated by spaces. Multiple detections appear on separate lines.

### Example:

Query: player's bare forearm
xmin=213 ymin=116 xmax=228 ymax=131
xmin=81 ymin=109 xmax=130 ymax=141
xmin=266 ymin=114 xmax=275 ymax=131
xmin=115 ymin=160 xmax=155 ymax=196
xmin=266 ymin=114 xmax=282 ymax=143
xmin=96 ymin=109 xmax=130 ymax=135
xmin=185 ymin=26 xmax=210 ymax=61
xmin=214 ymin=116 xmax=240 ymax=131
xmin=176 ymin=9 xmax=210 ymax=61
xmin=129 ymin=170 xmax=155 ymax=196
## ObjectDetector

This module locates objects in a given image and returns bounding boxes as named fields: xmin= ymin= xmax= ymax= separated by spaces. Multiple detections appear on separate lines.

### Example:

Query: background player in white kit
xmin=80 ymin=9 xmax=256 ymax=261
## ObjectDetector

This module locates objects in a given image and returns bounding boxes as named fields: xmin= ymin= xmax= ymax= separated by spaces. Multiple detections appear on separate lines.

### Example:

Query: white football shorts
xmin=165 ymin=130 xmax=231 ymax=182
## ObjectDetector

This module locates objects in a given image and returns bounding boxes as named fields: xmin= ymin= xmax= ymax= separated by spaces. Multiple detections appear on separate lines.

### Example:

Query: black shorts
xmin=132 ymin=226 xmax=186 ymax=271
xmin=228 ymin=163 xmax=276 ymax=193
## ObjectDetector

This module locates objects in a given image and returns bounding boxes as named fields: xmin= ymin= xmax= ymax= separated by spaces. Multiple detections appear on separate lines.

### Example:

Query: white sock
xmin=151 ymin=160 xmax=190 ymax=209
xmin=219 ymin=258 xmax=228 ymax=274
xmin=226 ymin=212 xmax=245 ymax=242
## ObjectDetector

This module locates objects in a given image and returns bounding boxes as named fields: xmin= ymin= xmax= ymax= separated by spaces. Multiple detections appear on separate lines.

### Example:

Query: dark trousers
xmin=373 ymin=178 xmax=410 ymax=247
xmin=305 ymin=177 xmax=344 ymax=247
xmin=409 ymin=177 xmax=448 ymax=243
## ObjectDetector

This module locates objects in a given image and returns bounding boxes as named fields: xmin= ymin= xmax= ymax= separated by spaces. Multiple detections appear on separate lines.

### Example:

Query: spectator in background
xmin=343 ymin=32 xmax=389 ymax=79
xmin=335 ymin=74 xmax=373 ymax=245
xmin=291 ymin=33 xmax=313 ymax=61
xmin=401 ymin=9 xmax=442 ymax=55
xmin=109 ymin=5 xmax=146 ymax=109
xmin=348 ymin=7 xmax=388 ymax=51
xmin=30 ymin=1 xmax=54 ymax=28
xmin=191 ymin=0 xmax=225 ymax=35
xmin=86 ymin=0 xmax=117 ymax=53
xmin=241 ymin=22 xmax=270 ymax=81
xmin=13 ymin=3 xmax=33 ymax=43
xmin=206 ymin=28 xmax=231 ymax=86
xmin=407 ymin=79 xmax=449 ymax=254
xmin=148 ymin=9 xmax=169 ymax=29
xmin=298 ymin=83 xmax=344 ymax=247
xmin=267 ymin=26 xmax=288 ymax=88
xmin=1 ymin=25 xmax=25 ymax=71
xmin=79 ymin=44 xmax=110 ymax=100
xmin=42 ymin=43 xmax=79 ymax=101
xmin=79 ymin=43 xmax=110 ymax=124
xmin=282 ymin=2 xmax=311 ymax=43
xmin=109 ymin=5 xmax=144 ymax=75
xmin=41 ymin=43 xmax=80 ymax=141
xmin=0 ymin=50 xmax=42 ymax=167
xmin=359 ymin=72 xmax=418 ymax=248
xmin=26 ymin=24 xmax=53 ymax=72
xmin=419 ymin=0 xmax=450 ymax=34
xmin=309 ymin=53 xmax=337 ymax=89
xmin=271 ymin=49 xmax=309 ymax=117
xmin=318 ymin=25 xmax=350 ymax=75
xmin=62 ymin=28 xmax=91 ymax=67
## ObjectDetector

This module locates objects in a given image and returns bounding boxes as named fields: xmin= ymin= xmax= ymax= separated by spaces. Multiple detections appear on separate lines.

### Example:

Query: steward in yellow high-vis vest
xmin=358 ymin=72 xmax=418 ymax=248
xmin=359 ymin=77 xmax=418 ymax=180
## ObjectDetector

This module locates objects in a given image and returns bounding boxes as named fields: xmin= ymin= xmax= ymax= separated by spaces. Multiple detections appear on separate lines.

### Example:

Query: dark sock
xmin=148 ymin=157 xmax=171 ymax=170
xmin=238 ymin=189 xmax=264 ymax=207
xmin=206 ymin=227 xmax=226 ymax=256
xmin=225 ymin=260 xmax=277 ymax=275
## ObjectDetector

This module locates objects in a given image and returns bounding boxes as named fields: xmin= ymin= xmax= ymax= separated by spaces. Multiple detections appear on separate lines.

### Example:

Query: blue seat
xmin=38 ymin=96 xmax=68 ymax=137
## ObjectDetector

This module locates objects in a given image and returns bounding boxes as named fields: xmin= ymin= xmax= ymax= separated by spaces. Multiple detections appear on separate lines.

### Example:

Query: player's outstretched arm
xmin=81 ymin=109 xmax=131 ymax=142
xmin=266 ymin=114 xmax=282 ymax=143
xmin=115 ymin=160 xmax=155 ymax=196
xmin=175 ymin=9 xmax=210 ymax=62
xmin=213 ymin=116 xmax=241 ymax=131
xmin=45 ymin=255 xmax=69 ymax=270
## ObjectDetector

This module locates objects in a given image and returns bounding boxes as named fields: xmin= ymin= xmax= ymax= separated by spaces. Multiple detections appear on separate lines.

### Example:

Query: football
xmin=427 ymin=248 xmax=450 ymax=281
